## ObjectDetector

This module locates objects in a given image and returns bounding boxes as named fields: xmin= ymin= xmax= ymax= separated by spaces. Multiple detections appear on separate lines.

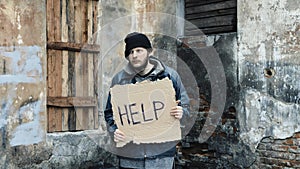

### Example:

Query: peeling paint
xmin=238 ymin=1 xmax=300 ymax=153
xmin=10 ymin=100 xmax=43 ymax=146
xmin=0 ymin=46 xmax=42 ymax=84
xmin=240 ymin=89 xmax=300 ymax=152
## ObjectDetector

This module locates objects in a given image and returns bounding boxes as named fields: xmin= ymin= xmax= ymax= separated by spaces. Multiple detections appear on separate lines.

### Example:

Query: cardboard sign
xmin=110 ymin=78 xmax=181 ymax=147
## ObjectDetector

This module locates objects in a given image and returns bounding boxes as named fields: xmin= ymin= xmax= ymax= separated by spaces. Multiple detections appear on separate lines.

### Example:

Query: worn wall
xmin=1 ymin=0 xmax=299 ymax=168
xmin=0 ymin=0 xmax=46 ymax=153
xmin=0 ymin=0 xmax=47 ymax=168
xmin=238 ymin=0 xmax=300 ymax=151
xmin=0 ymin=0 xmax=184 ymax=168
xmin=176 ymin=0 xmax=300 ymax=168
xmin=237 ymin=0 xmax=300 ymax=168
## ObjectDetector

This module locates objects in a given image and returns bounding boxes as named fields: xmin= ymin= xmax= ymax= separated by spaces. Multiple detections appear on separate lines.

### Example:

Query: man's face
xmin=127 ymin=47 xmax=149 ymax=72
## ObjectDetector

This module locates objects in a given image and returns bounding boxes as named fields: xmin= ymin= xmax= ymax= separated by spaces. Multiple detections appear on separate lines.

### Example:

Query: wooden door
xmin=46 ymin=0 xmax=100 ymax=132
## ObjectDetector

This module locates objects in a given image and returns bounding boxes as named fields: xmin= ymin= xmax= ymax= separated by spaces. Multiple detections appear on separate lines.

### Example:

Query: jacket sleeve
xmin=167 ymin=68 xmax=190 ymax=117
xmin=104 ymin=92 xmax=118 ymax=133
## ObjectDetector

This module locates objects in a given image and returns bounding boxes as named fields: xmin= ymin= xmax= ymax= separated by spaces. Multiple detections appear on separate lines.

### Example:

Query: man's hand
xmin=170 ymin=100 xmax=183 ymax=119
xmin=114 ymin=129 xmax=126 ymax=143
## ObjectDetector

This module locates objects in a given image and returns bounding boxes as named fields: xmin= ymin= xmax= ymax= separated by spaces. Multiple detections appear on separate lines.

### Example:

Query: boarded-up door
xmin=46 ymin=0 xmax=100 ymax=132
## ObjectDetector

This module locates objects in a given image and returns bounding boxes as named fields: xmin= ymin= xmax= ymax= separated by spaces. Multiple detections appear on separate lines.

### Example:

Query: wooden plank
xmin=186 ymin=0 xmax=236 ymax=15
xmin=47 ymin=107 xmax=62 ymax=133
xmin=186 ymin=8 xmax=236 ymax=20
xmin=47 ymin=96 xmax=97 ymax=107
xmin=93 ymin=1 xmax=99 ymax=35
xmin=93 ymin=52 xmax=99 ymax=129
xmin=186 ymin=0 xmax=235 ymax=8
xmin=186 ymin=15 xmax=236 ymax=30
xmin=81 ymin=0 xmax=93 ymax=130
xmin=87 ymin=0 xmax=93 ymax=44
xmin=47 ymin=0 xmax=63 ymax=132
xmin=47 ymin=42 xmax=100 ymax=53
xmin=75 ymin=0 xmax=85 ymax=130
xmin=93 ymin=2 xmax=99 ymax=129
xmin=185 ymin=25 xmax=236 ymax=35
xmin=67 ymin=0 xmax=76 ymax=131
xmin=87 ymin=0 xmax=96 ymax=129
xmin=61 ymin=0 xmax=69 ymax=131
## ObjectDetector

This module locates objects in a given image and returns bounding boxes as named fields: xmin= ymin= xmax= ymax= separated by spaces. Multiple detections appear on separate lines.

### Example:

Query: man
xmin=104 ymin=32 xmax=189 ymax=169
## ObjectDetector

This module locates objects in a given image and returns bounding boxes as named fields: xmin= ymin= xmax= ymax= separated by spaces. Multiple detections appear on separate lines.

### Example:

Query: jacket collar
xmin=123 ymin=56 xmax=165 ymax=76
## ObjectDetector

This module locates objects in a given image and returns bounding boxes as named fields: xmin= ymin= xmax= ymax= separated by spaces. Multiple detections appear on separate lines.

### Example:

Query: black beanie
xmin=124 ymin=32 xmax=152 ymax=57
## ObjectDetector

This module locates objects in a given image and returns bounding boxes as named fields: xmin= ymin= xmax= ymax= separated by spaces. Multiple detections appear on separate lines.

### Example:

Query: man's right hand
xmin=114 ymin=129 xmax=126 ymax=142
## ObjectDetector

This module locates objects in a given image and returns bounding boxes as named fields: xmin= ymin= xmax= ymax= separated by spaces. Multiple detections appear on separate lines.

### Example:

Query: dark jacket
xmin=104 ymin=56 xmax=189 ymax=158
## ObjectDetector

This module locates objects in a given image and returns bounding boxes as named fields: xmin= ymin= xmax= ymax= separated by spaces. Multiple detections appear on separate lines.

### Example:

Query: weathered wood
xmin=61 ymin=0 xmax=70 ymax=131
xmin=47 ymin=0 xmax=63 ymax=132
xmin=186 ymin=0 xmax=236 ymax=15
xmin=186 ymin=25 xmax=236 ymax=35
xmin=93 ymin=1 xmax=100 ymax=129
xmin=47 ymin=108 xmax=62 ymax=133
xmin=47 ymin=42 xmax=100 ymax=53
xmin=47 ymin=96 xmax=97 ymax=107
xmin=75 ymin=0 xmax=86 ymax=130
xmin=186 ymin=0 xmax=230 ymax=7
xmin=47 ymin=0 xmax=99 ymax=132
xmin=186 ymin=8 xmax=236 ymax=20
xmin=186 ymin=15 xmax=235 ymax=29
xmin=86 ymin=0 xmax=95 ymax=129
xmin=185 ymin=0 xmax=237 ymax=35
xmin=67 ymin=0 xmax=77 ymax=131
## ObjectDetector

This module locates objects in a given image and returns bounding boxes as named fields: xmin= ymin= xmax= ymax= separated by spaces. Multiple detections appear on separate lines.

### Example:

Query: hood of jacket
xmin=123 ymin=56 xmax=165 ymax=77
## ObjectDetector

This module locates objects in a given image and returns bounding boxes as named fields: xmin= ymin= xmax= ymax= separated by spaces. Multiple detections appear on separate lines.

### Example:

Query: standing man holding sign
xmin=104 ymin=32 xmax=189 ymax=169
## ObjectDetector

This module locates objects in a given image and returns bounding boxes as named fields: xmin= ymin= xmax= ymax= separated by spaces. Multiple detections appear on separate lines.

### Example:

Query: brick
xmin=271 ymin=165 xmax=282 ymax=169
xmin=260 ymin=150 xmax=272 ymax=157
xmin=265 ymin=144 xmax=272 ymax=151
xmin=274 ymin=139 xmax=285 ymax=144
xmin=257 ymin=143 xmax=266 ymax=150
xmin=270 ymin=151 xmax=283 ymax=159
xmin=288 ymin=146 xmax=299 ymax=153
xmin=261 ymin=157 xmax=278 ymax=165
xmin=261 ymin=137 xmax=274 ymax=143
xmin=262 ymin=157 xmax=290 ymax=166
xmin=283 ymin=138 xmax=294 ymax=145
xmin=290 ymin=160 xmax=300 ymax=167
xmin=294 ymin=132 xmax=300 ymax=138
xmin=282 ymin=152 xmax=296 ymax=160
xmin=272 ymin=145 xmax=289 ymax=152
xmin=258 ymin=164 xmax=272 ymax=169
xmin=233 ymin=127 xmax=238 ymax=133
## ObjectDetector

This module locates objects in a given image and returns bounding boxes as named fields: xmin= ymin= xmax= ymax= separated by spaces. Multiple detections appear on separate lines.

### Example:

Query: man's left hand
xmin=170 ymin=100 xmax=183 ymax=119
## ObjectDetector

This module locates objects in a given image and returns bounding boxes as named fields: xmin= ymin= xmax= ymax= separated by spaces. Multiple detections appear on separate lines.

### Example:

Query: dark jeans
xmin=119 ymin=156 xmax=174 ymax=169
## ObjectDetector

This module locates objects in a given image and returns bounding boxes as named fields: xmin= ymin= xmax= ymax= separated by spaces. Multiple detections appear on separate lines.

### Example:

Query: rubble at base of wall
xmin=0 ymin=131 xmax=118 ymax=169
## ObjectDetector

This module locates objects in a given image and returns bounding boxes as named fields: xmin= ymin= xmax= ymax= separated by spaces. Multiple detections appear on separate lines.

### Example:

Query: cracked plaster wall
xmin=238 ymin=0 xmax=300 ymax=152
xmin=0 ymin=0 xmax=46 ymax=148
